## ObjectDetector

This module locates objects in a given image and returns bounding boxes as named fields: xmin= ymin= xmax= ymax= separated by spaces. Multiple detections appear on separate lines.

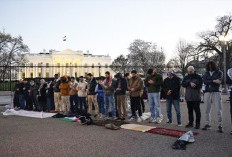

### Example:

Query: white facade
xmin=19 ymin=49 xmax=112 ymax=79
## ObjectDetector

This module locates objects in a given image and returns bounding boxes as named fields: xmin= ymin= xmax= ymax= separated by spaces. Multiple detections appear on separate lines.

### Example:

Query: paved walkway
xmin=0 ymin=95 xmax=232 ymax=157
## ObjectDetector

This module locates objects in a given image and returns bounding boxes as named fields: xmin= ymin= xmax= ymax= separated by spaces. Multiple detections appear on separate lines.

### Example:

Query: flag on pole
xmin=63 ymin=36 xmax=66 ymax=41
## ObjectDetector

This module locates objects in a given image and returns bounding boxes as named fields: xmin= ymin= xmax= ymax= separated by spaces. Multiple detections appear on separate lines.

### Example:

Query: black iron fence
xmin=0 ymin=64 xmax=206 ymax=92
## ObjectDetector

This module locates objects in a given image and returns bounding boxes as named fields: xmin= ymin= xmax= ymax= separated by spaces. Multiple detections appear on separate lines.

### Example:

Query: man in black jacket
xmin=86 ymin=73 xmax=98 ymax=116
xmin=182 ymin=66 xmax=203 ymax=129
xmin=115 ymin=73 xmax=127 ymax=120
xmin=202 ymin=61 xmax=223 ymax=133
xmin=53 ymin=74 xmax=61 ymax=112
xmin=163 ymin=71 xmax=182 ymax=126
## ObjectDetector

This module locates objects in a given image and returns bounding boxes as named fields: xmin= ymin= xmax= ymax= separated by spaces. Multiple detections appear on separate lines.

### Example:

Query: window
xmin=84 ymin=63 xmax=88 ymax=68
xmin=46 ymin=63 xmax=49 ymax=67
xmin=105 ymin=64 xmax=108 ymax=68
xmin=75 ymin=72 xmax=77 ymax=78
xmin=66 ymin=63 xmax=69 ymax=67
xmin=92 ymin=63 xmax=94 ymax=68
xmin=38 ymin=73 xmax=41 ymax=77
xmin=30 ymin=73 xmax=33 ymax=78
xmin=46 ymin=72 xmax=49 ymax=78
xmin=57 ymin=63 xmax=60 ymax=67
xmin=22 ymin=73 xmax=25 ymax=79
xmin=30 ymin=63 xmax=33 ymax=67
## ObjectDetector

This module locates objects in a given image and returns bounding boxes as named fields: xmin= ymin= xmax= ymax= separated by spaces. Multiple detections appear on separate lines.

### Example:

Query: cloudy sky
xmin=0 ymin=0 xmax=232 ymax=62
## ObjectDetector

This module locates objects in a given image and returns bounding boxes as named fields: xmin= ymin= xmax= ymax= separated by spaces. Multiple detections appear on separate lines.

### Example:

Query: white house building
xmin=19 ymin=49 xmax=112 ymax=79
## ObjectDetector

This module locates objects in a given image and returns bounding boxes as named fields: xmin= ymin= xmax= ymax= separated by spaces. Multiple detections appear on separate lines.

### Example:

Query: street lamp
xmin=219 ymin=35 xmax=228 ymax=94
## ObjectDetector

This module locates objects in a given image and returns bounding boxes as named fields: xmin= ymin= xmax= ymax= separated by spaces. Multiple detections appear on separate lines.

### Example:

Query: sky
xmin=0 ymin=0 xmax=232 ymax=62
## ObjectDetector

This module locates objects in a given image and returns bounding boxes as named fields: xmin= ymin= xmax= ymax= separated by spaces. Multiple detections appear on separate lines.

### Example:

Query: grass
xmin=0 ymin=82 xmax=16 ymax=91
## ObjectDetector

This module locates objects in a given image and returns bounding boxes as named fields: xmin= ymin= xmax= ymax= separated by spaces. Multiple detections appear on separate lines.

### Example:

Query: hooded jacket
xmin=202 ymin=70 xmax=222 ymax=93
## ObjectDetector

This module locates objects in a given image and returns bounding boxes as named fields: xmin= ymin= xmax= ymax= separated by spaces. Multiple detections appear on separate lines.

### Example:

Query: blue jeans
xmin=70 ymin=95 xmax=79 ymax=114
xmin=19 ymin=94 xmax=25 ymax=109
xmin=166 ymin=99 xmax=181 ymax=124
xmin=98 ymin=96 xmax=105 ymax=114
xmin=104 ymin=94 xmax=116 ymax=117
xmin=148 ymin=92 xmax=162 ymax=119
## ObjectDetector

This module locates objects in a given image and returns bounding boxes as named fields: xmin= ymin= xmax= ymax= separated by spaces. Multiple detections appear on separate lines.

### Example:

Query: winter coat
xmin=202 ymin=70 xmax=222 ymax=93
xmin=145 ymin=73 xmax=163 ymax=93
xmin=38 ymin=83 xmax=47 ymax=102
xmin=115 ymin=78 xmax=127 ymax=95
xmin=182 ymin=73 xmax=203 ymax=101
xmin=29 ymin=84 xmax=38 ymax=98
xmin=59 ymin=82 xmax=71 ymax=96
xmin=127 ymin=75 xmax=143 ymax=97
xmin=95 ymin=84 xmax=104 ymax=98
xmin=163 ymin=75 xmax=181 ymax=100
xmin=88 ymin=78 xmax=97 ymax=95
xmin=53 ymin=79 xmax=61 ymax=92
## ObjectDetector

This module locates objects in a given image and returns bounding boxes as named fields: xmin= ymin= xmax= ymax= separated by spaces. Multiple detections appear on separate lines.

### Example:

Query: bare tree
xmin=128 ymin=39 xmax=165 ymax=75
xmin=174 ymin=39 xmax=196 ymax=77
xmin=110 ymin=54 xmax=129 ymax=74
xmin=0 ymin=31 xmax=29 ymax=81
xmin=197 ymin=14 xmax=232 ymax=71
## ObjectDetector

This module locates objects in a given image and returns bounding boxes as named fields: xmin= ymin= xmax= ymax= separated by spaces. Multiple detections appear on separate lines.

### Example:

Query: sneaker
xmin=195 ymin=124 xmax=200 ymax=129
xmin=112 ymin=117 xmax=117 ymax=120
xmin=149 ymin=118 xmax=156 ymax=123
xmin=166 ymin=121 xmax=172 ymax=124
xmin=177 ymin=123 xmax=182 ymax=127
xmin=137 ymin=117 xmax=143 ymax=123
xmin=104 ymin=116 xmax=110 ymax=120
xmin=202 ymin=124 xmax=211 ymax=130
xmin=128 ymin=117 xmax=135 ymax=121
xmin=156 ymin=118 xmax=162 ymax=124
xmin=218 ymin=125 xmax=223 ymax=133
xmin=185 ymin=123 xmax=193 ymax=128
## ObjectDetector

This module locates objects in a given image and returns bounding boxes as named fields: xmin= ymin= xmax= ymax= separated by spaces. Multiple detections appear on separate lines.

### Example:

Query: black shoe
xmin=202 ymin=124 xmax=211 ymax=130
xmin=195 ymin=124 xmax=200 ymax=129
xmin=166 ymin=121 xmax=172 ymax=124
xmin=185 ymin=124 xmax=193 ymax=128
xmin=218 ymin=125 xmax=223 ymax=133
